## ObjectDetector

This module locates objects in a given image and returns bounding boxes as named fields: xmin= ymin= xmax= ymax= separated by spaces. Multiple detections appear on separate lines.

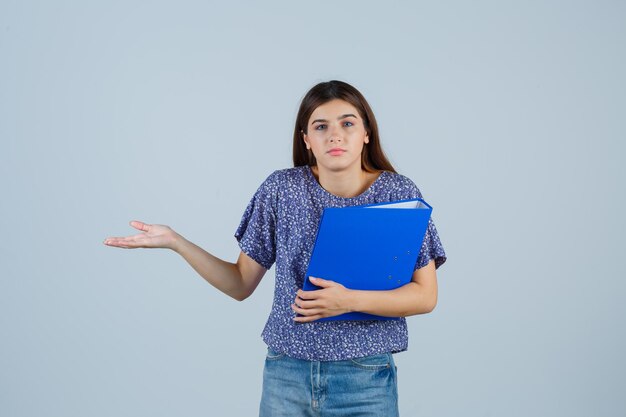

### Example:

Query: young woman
xmin=104 ymin=80 xmax=446 ymax=416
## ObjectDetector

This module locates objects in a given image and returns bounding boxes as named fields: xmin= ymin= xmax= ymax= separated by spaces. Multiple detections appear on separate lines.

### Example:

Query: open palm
xmin=103 ymin=221 xmax=179 ymax=250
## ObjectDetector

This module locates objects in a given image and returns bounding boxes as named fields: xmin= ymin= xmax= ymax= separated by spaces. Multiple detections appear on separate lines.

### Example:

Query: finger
xmin=103 ymin=237 xmax=122 ymax=246
xmin=293 ymin=312 xmax=323 ymax=323
xmin=309 ymin=277 xmax=336 ymax=288
xmin=104 ymin=236 xmax=144 ymax=248
xmin=293 ymin=298 xmax=319 ymax=309
xmin=130 ymin=220 xmax=150 ymax=232
xmin=103 ymin=239 xmax=135 ymax=249
xmin=104 ymin=235 xmax=137 ymax=241
xmin=103 ymin=238 xmax=132 ymax=248
xmin=296 ymin=290 xmax=318 ymax=300
xmin=291 ymin=303 xmax=322 ymax=316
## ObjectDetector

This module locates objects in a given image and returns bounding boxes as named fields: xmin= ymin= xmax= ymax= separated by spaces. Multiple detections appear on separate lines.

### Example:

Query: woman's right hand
xmin=103 ymin=221 xmax=182 ymax=251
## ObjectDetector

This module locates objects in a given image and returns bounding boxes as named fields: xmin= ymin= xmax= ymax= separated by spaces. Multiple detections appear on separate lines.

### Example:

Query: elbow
xmin=231 ymin=281 xmax=257 ymax=301
xmin=405 ymin=293 xmax=437 ymax=316
xmin=424 ymin=291 xmax=438 ymax=313
xmin=423 ymin=284 xmax=438 ymax=313
xmin=404 ymin=302 xmax=436 ymax=317
xmin=424 ymin=298 xmax=437 ymax=313
xmin=232 ymin=290 xmax=252 ymax=302
xmin=403 ymin=283 xmax=437 ymax=316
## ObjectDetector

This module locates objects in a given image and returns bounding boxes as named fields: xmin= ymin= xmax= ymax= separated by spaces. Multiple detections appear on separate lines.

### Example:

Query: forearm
xmin=294 ymin=261 xmax=438 ymax=322
xmin=172 ymin=235 xmax=246 ymax=301
xmin=348 ymin=282 xmax=437 ymax=317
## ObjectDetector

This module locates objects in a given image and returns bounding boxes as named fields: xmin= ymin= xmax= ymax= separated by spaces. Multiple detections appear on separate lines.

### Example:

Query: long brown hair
xmin=292 ymin=80 xmax=396 ymax=173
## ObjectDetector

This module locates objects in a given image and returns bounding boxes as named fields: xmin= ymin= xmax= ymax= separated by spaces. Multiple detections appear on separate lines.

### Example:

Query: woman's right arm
xmin=104 ymin=220 xmax=267 ymax=301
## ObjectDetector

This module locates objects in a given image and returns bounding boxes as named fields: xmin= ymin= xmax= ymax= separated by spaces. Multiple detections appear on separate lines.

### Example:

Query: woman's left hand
xmin=292 ymin=277 xmax=353 ymax=322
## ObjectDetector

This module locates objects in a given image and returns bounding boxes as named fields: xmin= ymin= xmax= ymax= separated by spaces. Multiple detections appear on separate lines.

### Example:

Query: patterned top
xmin=235 ymin=165 xmax=446 ymax=361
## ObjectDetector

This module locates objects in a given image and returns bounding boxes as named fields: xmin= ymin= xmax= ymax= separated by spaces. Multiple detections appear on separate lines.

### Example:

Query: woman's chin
xmin=317 ymin=158 xmax=361 ymax=173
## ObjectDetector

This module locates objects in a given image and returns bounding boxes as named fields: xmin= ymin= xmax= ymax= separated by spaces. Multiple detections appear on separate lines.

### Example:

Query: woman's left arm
xmin=292 ymin=260 xmax=438 ymax=323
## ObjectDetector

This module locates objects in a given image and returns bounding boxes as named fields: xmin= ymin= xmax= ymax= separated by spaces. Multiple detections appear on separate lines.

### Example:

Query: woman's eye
xmin=315 ymin=124 xmax=326 ymax=130
xmin=344 ymin=121 xmax=354 ymax=127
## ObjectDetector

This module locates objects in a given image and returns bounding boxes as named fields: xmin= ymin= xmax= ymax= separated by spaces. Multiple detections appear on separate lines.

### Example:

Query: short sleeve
xmin=395 ymin=176 xmax=447 ymax=270
xmin=415 ymin=217 xmax=447 ymax=270
xmin=234 ymin=172 xmax=278 ymax=270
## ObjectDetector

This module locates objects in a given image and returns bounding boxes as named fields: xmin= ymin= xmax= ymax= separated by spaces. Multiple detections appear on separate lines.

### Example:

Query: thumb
xmin=130 ymin=220 xmax=150 ymax=232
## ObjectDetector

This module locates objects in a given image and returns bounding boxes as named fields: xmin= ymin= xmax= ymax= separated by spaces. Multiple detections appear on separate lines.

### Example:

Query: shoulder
xmin=261 ymin=166 xmax=310 ymax=189
xmin=254 ymin=166 xmax=309 ymax=195
xmin=269 ymin=166 xmax=309 ymax=182
xmin=381 ymin=171 xmax=424 ymax=200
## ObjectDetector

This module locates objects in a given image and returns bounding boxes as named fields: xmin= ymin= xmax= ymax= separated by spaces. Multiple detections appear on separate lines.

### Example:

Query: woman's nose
xmin=328 ymin=127 xmax=342 ymax=143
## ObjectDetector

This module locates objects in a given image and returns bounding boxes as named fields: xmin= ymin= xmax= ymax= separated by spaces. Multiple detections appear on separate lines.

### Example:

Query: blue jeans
xmin=259 ymin=348 xmax=399 ymax=417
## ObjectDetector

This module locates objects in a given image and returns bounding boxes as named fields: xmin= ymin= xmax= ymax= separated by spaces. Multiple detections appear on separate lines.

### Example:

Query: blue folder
xmin=302 ymin=198 xmax=433 ymax=321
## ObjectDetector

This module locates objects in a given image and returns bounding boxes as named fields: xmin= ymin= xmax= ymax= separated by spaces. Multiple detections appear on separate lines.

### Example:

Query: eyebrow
xmin=310 ymin=114 xmax=358 ymax=125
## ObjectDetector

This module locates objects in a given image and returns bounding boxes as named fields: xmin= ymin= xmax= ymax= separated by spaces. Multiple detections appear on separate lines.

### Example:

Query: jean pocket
xmin=265 ymin=347 xmax=286 ymax=361
xmin=349 ymin=353 xmax=391 ymax=370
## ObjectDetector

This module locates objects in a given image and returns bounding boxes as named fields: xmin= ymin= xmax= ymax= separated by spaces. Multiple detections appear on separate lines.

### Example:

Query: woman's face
xmin=303 ymin=99 xmax=369 ymax=173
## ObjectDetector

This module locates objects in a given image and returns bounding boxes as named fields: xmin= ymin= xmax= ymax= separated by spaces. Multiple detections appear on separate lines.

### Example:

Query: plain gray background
xmin=1 ymin=1 xmax=624 ymax=416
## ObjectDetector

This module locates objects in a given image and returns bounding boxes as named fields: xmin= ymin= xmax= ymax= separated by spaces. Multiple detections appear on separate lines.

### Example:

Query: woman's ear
xmin=364 ymin=134 xmax=369 ymax=144
xmin=302 ymin=130 xmax=311 ymax=150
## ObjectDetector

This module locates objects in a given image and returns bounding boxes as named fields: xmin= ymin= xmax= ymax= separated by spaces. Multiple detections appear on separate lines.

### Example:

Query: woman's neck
xmin=311 ymin=165 xmax=380 ymax=198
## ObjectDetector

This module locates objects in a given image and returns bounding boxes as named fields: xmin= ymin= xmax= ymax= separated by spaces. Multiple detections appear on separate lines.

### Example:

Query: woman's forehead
xmin=309 ymin=99 xmax=360 ymax=120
